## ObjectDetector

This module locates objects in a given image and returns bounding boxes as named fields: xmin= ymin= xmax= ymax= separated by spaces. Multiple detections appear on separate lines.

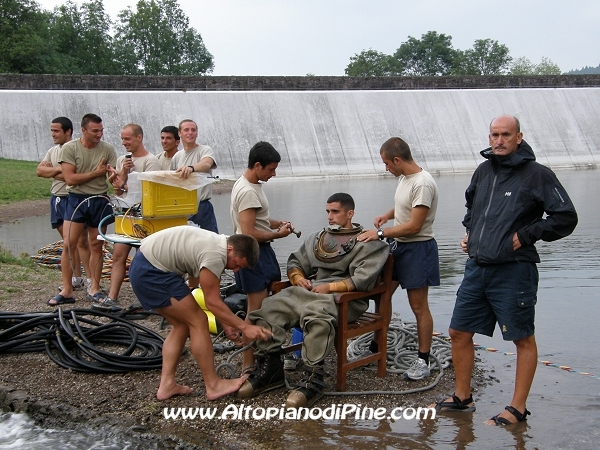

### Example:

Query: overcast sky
xmin=36 ymin=0 xmax=600 ymax=76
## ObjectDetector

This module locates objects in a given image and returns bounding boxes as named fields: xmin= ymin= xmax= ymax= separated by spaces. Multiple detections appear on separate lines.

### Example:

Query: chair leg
xmin=335 ymin=330 xmax=348 ymax=392
xmin=376 ymin=327 xmax=387 ymax=378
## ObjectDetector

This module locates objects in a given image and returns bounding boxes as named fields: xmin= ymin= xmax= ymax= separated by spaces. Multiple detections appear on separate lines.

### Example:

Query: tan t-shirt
xmin=230 ymin=175 xmax=272 ymax=235
xmin=156 ymin=152 xmax=175 ymax=170
xmin=60 ymin=139 xmax=117 ymax=195
xmin=116 ymin=153 xmax=162 ymax=174
xmin=140 ymin=226 xmax=227 ymax=279
xmin=170 ymin=145 xmax=216 ymax=201
xmin=41 ymin=144 xmax=68 ymax=196
xmin=394 ymin=169 xmax=438 ymax=242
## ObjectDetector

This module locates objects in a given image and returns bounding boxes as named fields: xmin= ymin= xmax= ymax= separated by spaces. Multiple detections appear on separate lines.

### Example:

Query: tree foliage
xmin=393 ymin=31 xmax=456 ymax=76
xmin=114 ymin=0 xmax=213 ymax=75
xmin=49 ymin=0 xmax=117 ymax=74
xmin=345 ymin=31 xmax=570 ymax=77
xmin=455 ymin=39 xmax=512 ymax=75
xmin=0 ymin=0 xmax=54 ymax=73
xmin=1 ymin=0 xmax=213 ymax=75
xmin=345 ymin=49 xmax=400 ymax=76
xmin=510 ymin=56 xmax=561 ymax=75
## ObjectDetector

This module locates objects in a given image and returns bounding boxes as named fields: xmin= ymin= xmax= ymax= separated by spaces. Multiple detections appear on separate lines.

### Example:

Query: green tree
xmin=456 ymin=39 xmax=512 ymax=75
xmin=345 ymin=49 xmax=400 ymax=76
xmin=510 ymin=56 xmax=561 ymax=75
xmin=509 ymin=56 xmax=536 ymax=75
xmin=534 ymin=57 xmax=561 ymax=75
xmin=393 ymin=31 xmax=456 ymax=76
xmin=49 ymin=0 xmax=117 ymax=74
xmin=0 ymin=0 xmax=55 ymax=73
xmin=114 ymin=0 xmax=214 ymax=75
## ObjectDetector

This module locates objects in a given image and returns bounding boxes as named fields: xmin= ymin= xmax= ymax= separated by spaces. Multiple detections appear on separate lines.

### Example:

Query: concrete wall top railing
xmin=2 ymin=74 xmax=600 ymax=91
xmin=1 ymin=76 xmax=598 ymax=179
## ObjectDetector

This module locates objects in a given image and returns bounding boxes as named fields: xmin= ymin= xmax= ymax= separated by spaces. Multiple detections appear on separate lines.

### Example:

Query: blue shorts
xmin=129 ymin=251 xmax=191 ymax=310
xmin=50 ymin=195 xmax=68 ymax=229
xmin=450 ymin=258 xmax=539 ymax=341
xmin=189 ymin=199 xmax=218 ymax=233
xmin=390 ymin=238 xmax=440 ymax=289
xmin=235 ymin=242 xmax=281 ymax=294
xmin=64 ymin=194 xmax=114 ymax=228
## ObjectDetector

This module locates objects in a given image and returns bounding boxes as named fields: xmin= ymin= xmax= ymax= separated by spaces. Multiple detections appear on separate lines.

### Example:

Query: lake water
xmin=1 ymin=169 xmax=599 ymax=449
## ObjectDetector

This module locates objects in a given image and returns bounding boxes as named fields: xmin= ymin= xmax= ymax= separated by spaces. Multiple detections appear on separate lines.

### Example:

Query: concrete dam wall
xmin=2 ymin=88 xmax=598 ymax=179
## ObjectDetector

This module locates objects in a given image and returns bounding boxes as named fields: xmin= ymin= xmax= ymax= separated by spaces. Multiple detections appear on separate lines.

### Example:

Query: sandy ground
xmin=0 ymin=182 xmax=488 ymax=449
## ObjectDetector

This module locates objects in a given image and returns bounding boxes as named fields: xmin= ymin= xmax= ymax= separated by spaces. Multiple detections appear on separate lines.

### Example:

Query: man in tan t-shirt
xmin=48 ymin=113 xmax=117 ymax=307
xmin=98 ymin=123 xmax=161 ymax=311
xmin=128 ymin=226 xmax=271 ymax=400
xmin=37 ymin=116 xmax=91 ymax=293
xmin=358 ymin=137 xmax=440 ymax=381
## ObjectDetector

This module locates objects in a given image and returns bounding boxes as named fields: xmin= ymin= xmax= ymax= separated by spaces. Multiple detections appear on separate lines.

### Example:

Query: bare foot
xmin=206 ymin=376 xmax=248 ymax=401
xmin=156 ymin=383 xmax=194 ymax=401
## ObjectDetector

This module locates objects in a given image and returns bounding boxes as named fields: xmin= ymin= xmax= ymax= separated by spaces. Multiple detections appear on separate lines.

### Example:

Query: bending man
xmin=128 ymin=226 xmax=272 ymax=400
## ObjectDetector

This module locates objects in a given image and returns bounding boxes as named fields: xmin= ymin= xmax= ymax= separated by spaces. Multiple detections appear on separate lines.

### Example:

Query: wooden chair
xmin=270 ymin=254 xmax=394 ymax=391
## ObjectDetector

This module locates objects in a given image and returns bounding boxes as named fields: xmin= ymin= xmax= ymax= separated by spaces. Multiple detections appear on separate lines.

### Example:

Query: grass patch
xmin=0 ymin=247 xmax=61 ymax=304
xmin=0 ymin=158 xmax=52 ymax=204
xmin=0 ymin=244 xmax=38 ymax=268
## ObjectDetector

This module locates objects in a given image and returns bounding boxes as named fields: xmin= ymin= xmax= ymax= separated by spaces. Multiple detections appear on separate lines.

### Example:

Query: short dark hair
xmin=161 ymin=125 xmax=180 ymax=140
xmin=51 ymin=117 xmax=73 ymax=134
xmin=247 ymin=141 xmax=281 ymax=169
xmin=326 ymin=192 xmax=355 ymax=211
xmin=124 ymin=123 xmax=143 ymax=138
xmin=380 ymin=137 xmax=413 ymax=162
xmin=81 ymin=113 xmax=102 ymax=129
xmin=227 ymin=234 xmax=260 ymax=268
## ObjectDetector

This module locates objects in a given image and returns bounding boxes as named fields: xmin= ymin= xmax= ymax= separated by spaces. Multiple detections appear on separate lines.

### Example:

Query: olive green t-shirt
xmin=60 ymin=139 xmax=117 ymax=195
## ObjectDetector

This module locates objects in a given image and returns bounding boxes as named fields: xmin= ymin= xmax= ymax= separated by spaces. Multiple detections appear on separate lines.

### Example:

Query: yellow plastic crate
xmin=141 ymin=180 xmax=198 ymax=218
xmin=115 ymin=215 xmax=188 ymax=239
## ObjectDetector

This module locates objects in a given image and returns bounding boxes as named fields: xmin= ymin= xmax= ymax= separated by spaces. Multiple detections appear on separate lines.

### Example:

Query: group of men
xmin=39 ymin=115 xmax=218 ymax=311
xmin=38 ymin=113 xmax=578 ymax=425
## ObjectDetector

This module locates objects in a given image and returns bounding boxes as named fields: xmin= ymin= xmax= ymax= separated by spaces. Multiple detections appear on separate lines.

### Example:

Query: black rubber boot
xmin=286 ymin=364 xmax=328 ymax=408
xmin=236 ymin=351 xmax=285 ymax=399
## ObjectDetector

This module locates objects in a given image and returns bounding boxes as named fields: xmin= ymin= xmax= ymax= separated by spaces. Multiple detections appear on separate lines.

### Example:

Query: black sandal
xmin=434 ymin=394 xmax=476 ymax=412
xmin=489 ymin=405 xmax=531 ymax=425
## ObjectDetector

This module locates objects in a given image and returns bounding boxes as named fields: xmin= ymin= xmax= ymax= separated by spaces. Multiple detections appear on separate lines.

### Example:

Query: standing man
xmin=128 ymin=226 xmax=272 ymax=400
xmin=237 ymin=193 xmax=389 ymax=407
xmin=431 ymin=115 xmax=577 ymax=425
xmin=157 ymin=125 xmax=180 ymax=170
xmin=230 ymin=141 xmax=295 ymax=373
xmin=171 ymin=119 xmax=218 ymax=233
xmin=48 ymin=113 xmax=117 ymax=306
xmin=100 ymin=123 xmax=161 ymax=311
xmin=37 ymin=117 xmax=91 ymax=293
xmin=358 ymin=137 xmax=439 ymax=381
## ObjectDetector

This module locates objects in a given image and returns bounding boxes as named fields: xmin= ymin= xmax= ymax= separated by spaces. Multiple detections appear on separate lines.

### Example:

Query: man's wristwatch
xmin=377 ymin=228 xmax=385 ymax=240
xmin=188 ymin=165 xmax=195 ymax=172
xmin=120 ymin=183 xmax=127 ymax=193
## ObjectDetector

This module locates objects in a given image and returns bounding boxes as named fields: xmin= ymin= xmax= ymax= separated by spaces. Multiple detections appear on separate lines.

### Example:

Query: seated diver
xmin=236 ymin=192 xmax=389 ymax=407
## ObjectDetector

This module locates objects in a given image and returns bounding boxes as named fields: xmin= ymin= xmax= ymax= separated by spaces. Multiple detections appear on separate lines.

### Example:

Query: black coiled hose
xmin=0 ymin=308 xmax=164 ymax=373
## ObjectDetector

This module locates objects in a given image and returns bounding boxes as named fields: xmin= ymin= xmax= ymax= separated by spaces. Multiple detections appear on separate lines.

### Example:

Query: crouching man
xmin=236 ymin=193 xmax=389 ymax=407
xmin=128 ymin=226 xmax=272 ymax=400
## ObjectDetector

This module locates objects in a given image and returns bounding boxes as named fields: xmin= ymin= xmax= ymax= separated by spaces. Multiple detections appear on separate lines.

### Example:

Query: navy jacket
xmin=463 ymin=140 xmax=578 ymax=265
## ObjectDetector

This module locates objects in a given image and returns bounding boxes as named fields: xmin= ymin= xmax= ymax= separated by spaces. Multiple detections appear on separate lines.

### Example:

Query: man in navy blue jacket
xmin=432 ymin=115 xmax=578 ymax=426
